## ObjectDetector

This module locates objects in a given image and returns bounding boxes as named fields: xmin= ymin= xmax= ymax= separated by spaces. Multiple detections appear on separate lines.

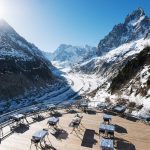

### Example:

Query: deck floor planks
xmin=0 ymin=109 xmax=150 ymax=150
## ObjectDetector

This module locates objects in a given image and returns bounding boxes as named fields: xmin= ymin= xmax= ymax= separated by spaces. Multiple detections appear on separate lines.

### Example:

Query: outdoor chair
xmin=70 ymin=121 xmax=80 ymax=134
xmin=70 ymin=117 xmax=83 ymax=134
xmin=99 ymin=128 xmax=105 ymax=135
xmin=108 ymin=131 xmax=114 ymax=138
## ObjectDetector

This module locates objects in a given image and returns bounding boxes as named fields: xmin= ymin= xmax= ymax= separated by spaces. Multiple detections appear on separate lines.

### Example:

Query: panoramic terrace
xmin=0 ymin=101 xmax=150 ymax=150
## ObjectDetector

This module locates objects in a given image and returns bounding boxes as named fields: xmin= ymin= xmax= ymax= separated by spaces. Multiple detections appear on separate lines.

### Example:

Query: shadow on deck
xmin=81 ymin=129 xmax=97 ymax=148
xmin=51 ymin=128 xmax=68 ymax=141
xmin=114 ymin=124 xmax=127 ymax=134
xmin=14 ymin=124 xmax=29 ymax=133
xmin=116 ymin=137 xmax=136 ymax=150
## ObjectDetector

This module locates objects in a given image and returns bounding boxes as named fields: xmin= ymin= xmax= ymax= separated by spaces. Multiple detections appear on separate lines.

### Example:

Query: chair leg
xmin=70 ymin=127 xmax=75 ymax=134
xmin=30 ymin=142 xmax=32 ymax=150
xmin=47 ymin=135 xmax=52 ymax=145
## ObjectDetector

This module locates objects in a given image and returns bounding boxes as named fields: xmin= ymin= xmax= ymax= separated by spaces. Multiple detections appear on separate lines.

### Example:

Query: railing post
xmin=0 ymin=127 xmax=2 ymax=144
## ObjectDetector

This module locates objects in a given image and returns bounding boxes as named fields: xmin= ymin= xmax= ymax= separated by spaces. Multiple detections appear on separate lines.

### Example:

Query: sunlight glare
xmin=0 ymin=2 xmax=6 ymax=19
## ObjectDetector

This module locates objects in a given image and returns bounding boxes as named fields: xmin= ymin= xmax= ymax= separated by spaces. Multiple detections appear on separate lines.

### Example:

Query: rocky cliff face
xmin=0 ymin=19 xmax=54 ymax=99
xmin=110 ymin=46 xmax=150 ymax=97
xmin=97 ymin=8 xmax=150 ymax=56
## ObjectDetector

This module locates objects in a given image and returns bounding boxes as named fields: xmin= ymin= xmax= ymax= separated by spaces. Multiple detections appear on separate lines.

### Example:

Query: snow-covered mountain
xmin=47 ymin=44 xmax=97 ymax=66
xmin=0 ymin=19 xmax=55 ymax=99
xmin=97 ymin=7 xmax=150 ymax=56
xmin=74 ymin=8 xmax=150 ymax=114
xmin=76 ymin=8 xmax=150 ymax=78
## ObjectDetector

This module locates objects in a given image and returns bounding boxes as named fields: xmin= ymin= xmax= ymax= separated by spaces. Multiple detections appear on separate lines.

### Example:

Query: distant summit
xmin=125 ymin=7 xmax=145 ymax=25
xmin=47 ymin=44 xmax=97 ymax=66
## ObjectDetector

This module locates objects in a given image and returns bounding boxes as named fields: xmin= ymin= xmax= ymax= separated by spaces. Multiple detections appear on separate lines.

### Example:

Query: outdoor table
xmin=99 ymin=123 xmax=115 ymax=136
xmin=113 ymin=105 xmax=126 ymax=113
xmin=47 ymin=117 xmax=59 ymax=129
xmin=48 ymin=104 xmax=56 ymax=113
xmin=32 ymin=129 xmax=49 ymax=147
xmin=80 ymin=102 xmax=88 ymax=107
xmin=103 ymin=114 xmax=112 ymax=123
xmin=80 ymin=102 xmax=88 ymax=112
xmin=47 ymin=117 xmax=59 ymax=127
xmin=100 ymin=138 xmax=114 ymax=150
xmin=29 ymin=106 xmax=40 ymax=119
xmin=10 ymin=113 xmax=26 ymax=126
xmin=10 ymin=113 xmax=25 ymax=121
xmin=97 ymin=103 xmax=108 ymax=109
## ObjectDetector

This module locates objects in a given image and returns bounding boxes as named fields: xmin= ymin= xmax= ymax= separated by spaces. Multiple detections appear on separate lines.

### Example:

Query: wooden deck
xmin=0 ymin=109 xmax=150 ymax=150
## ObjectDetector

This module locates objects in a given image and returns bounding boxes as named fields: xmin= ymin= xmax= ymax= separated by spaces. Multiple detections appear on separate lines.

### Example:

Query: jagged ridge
xmin=97 ymin=8 xmax=150 ymax=56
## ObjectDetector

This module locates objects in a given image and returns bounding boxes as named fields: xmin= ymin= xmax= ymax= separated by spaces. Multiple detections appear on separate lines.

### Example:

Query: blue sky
xmin=0 ymin=0 xmax=150 ymax=52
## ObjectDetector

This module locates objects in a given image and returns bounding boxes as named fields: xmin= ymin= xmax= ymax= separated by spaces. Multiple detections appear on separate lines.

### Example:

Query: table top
xmin=99 ymin=123 xmax=115 ymax=132
xmin=80 ymin=103 xmax=88 ymax=107
xmin=32 ymin=130 xmax=48 ymax=140
xmin=97 ymin=103 xmax=108 ymax=107
xmin=100 ymin=138 xmax=114 ymax=149
xmin=47 ymin=117 xmax=59 ymax=124
xmin=103 ymin=114 xmax=112 ymax=120
xmin=10 ymin=113 xmax=25 ymax=120
xmin=114 ymin=105 xmax=126 ymax=112
xmin=48 ymin=104 xmax=56 ymax=109
xmin=30 ymin=106 xmax=40 ymax=112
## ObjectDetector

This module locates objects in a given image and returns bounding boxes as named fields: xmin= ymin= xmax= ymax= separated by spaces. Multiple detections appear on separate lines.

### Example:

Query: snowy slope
xmin=76 ymin=38 xmax=150 ymax=77
xmin=73 ymin=8 xmax=150 ymax=116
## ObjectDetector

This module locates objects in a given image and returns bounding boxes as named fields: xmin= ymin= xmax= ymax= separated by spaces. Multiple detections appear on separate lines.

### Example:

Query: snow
xmin=0 ymin=17 xmax=149 ymax=119
xmin=104 ymin=38 xmax=148 ymax=63
xmin=128 ymin=16 xmax=145 ymax=26
xmin=52 ymin=61 xmax=103 ymax=95
xmin=0 ymin=48 xmax=32 ymax=60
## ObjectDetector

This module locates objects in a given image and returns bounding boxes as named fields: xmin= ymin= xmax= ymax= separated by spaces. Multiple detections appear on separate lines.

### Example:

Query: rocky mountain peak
xmin=97 ymin=8 xmax=150 ymax=56
xmin=125 ymin=7 xmax=145 ymax=25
